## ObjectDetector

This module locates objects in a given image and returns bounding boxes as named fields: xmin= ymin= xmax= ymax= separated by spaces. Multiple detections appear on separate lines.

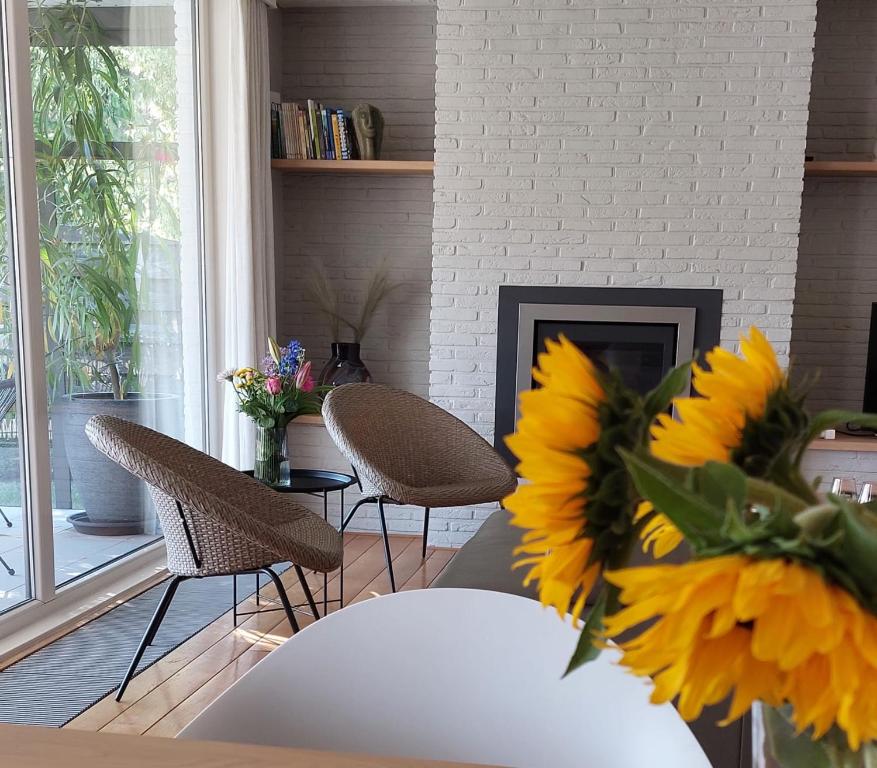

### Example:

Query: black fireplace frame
xmin=494 ymin=286 xmax=723 ymax=464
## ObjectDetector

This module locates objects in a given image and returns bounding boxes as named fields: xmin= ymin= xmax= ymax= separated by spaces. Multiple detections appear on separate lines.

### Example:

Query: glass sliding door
xmin=26 ymin=0 xmax=204 ymax=589
xmin=0 ymin=20 xmax=31 ymax=613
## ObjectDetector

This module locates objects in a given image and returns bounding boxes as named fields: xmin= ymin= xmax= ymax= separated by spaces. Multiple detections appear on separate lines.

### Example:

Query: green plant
xmin=25 ymin=0 xmax=181 ymax=401
xmin=30 ymin=0 xmax=142 ymax=399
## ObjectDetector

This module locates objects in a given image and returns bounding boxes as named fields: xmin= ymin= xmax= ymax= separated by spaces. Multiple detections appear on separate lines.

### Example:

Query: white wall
xmin=429 ymin=0 xmax=818 ymax=544
xmin=790 ymin=0 xmax=877 ymax=413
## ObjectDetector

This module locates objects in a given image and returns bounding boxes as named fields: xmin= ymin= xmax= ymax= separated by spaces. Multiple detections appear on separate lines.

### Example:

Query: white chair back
xmin=179 ymin=589 xmax=711 ymax=768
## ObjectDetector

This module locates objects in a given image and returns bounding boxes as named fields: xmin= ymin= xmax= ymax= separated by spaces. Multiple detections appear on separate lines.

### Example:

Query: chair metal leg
xmin=116 ymin=575 xmax=184 ymax=701
xmin=377 ymin=497 xmax=396 ymax=593
xmin=422 ymin=507 xmax=430 ymax=560
xmin=0 ymin=554 xmax=12 ymax=575
xmin=294 ymin=564 xmax=320 ymax=621
xmin=260 ymin=566 xmax=300 ymax=634
xmin=0 ymin=508 xmax=11 ymax=527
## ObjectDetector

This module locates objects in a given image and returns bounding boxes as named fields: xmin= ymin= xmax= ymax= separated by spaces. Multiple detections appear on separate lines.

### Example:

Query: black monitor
xmin=864 ymin=302 xmax=877 ymax=414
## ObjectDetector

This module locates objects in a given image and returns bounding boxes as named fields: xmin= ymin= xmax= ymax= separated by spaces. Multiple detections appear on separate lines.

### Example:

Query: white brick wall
xmin=271 ymin=6 xmax=438 ymax=537
xmin=430 ymin=0 xmax=818 ymax=544
xmin=790 ymin=0 xmax=877 ymax=413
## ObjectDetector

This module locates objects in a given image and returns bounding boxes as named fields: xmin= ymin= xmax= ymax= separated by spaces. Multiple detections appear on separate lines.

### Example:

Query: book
xmin=268 ymin=100 xmax=371 ymax=162
xmin=331 ymin=112 xmax=343 ymax=160
xmin=321 ymin=108 xmax=333 ymax=160
xmin=307 ymin=100 xmax=320 ymax=159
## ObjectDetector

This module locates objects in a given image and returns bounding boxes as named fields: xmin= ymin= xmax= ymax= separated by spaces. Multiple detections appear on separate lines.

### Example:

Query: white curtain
xmin=201 ymin=0 xmax=276 ymax=467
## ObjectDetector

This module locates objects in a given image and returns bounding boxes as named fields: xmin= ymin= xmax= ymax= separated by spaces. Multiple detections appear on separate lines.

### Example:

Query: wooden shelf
xmin=809 ymin=433 xmax=877 ymax=452
xmin=271 ymin=159 xmax=434 ymax=176
xmin=804 ymin=160 xmax=877 ymax=177
xmin=294 ymin=414 xmax=324 ymax=426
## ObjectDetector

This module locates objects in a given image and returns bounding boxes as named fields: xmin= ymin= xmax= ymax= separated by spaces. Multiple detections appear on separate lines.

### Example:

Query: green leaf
xmin=642 ymin=360 xmax=692 ymax=421
xmin=834 ymin=500 xmax=877 ymax=591
xmin=620 ymin=449 xmax=725 ymax=551
xmin=697 ymin=461 xmax=747 ymax=515
xmin=807 ymin=410 xmax=877 ymax=442
xmin=564 ymin=587 xmax=611 ymax=676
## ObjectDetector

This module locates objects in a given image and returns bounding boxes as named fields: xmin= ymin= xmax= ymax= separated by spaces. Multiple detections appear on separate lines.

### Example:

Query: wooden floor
xmin=64 ymin=534 xmax=455 ymax=737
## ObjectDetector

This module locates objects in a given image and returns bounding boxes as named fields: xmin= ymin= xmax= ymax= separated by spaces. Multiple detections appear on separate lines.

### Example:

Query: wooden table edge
xmin=0 ymin=724 xmax=502 ymax=768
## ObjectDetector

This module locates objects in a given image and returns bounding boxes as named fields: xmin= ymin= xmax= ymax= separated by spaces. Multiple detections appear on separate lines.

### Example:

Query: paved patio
xmin=0 ymin=506 xmax=159 ymax=614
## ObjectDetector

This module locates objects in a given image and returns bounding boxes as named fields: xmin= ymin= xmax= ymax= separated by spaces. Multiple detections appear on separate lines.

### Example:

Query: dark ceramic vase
xmin=318 ymin=342 xmax=341 ymax=386
xmin=324 ymin=342 xmax=371 ymax=386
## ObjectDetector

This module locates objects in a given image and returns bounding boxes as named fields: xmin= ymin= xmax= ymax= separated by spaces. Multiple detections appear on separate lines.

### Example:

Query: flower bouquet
xmin=219 ymin=338 xmax=326 ymax=485
xmin=505 ymin=328 xmax=877 ymax=766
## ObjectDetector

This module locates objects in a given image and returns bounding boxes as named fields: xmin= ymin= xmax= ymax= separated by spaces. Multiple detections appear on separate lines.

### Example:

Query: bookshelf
xmin=804 ymin=160 xmax=877 ymax=177
xmin=271 ymin=159 xmax=434 ymax=176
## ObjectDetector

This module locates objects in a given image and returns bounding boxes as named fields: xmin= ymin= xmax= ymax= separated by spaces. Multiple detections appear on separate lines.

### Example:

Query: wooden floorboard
xmin=65 ymin=534 xmax=456 ymax=737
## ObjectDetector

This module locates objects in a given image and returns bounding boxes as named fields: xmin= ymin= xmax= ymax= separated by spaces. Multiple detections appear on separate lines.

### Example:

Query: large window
xmin=0 ymin=0 xmax=204 ymax=615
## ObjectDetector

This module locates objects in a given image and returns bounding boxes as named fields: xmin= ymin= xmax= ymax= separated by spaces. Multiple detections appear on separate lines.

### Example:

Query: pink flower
xmin=265 ymin=375 xmax=282 ymax=395
xmin=294 ymin=361 xmax=313 ymax=392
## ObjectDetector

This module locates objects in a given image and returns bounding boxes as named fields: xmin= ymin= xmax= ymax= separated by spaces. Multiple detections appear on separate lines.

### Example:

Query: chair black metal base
xmin=0 ymin=508 xmax=11 ymax=527
xmin=342 ymin=497 xmax=431 ymax=594
xmin=115 ymin=565 xmax=306 ymax=702
xmin=0 ymin=554 xmax=12 ymax=576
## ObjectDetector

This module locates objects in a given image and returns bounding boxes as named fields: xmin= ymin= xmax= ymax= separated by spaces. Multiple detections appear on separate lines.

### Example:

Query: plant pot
xmin=53 ymin=393 xmax=170 ymax=536
xmin=323 ymin=342 xmax=372 ymax=386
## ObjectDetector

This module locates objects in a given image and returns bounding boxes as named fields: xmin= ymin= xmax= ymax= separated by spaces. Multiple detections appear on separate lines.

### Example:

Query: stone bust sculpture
xmin=352 ymin=103 xmax=384 ymax=161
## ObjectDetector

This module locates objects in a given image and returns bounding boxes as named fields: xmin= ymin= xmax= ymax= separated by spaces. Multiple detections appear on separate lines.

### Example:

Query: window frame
xmin=0 ymin=0 xmax=208 ymax=659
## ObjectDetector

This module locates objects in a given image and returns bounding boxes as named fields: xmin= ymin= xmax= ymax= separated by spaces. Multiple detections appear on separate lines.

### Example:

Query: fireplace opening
xmin=533 ymin=320 xmax=681 ymax=396
xmin=495 ymin=286 xmax=723 ymax=466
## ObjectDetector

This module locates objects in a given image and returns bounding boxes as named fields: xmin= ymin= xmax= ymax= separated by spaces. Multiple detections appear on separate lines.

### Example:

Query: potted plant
xmin=31 ymin=1 xmax=177 ymax=534
xmin=307 ymin=260 xmax=400 ymax=386
xmin=218 ymin=338 xmax=324 ymax=486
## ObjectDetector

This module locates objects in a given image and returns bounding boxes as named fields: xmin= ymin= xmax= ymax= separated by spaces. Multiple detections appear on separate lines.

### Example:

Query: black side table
xmin=242 ymin=468 xmax=355 ymax=619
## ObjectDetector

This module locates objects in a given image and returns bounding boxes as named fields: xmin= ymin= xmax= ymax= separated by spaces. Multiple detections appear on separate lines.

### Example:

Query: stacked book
xmin=271 ymin=100 xmax=359 ymax=161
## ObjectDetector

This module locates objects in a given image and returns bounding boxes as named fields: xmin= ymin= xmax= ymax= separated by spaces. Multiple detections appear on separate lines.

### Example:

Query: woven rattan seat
xmin=86 ymin=414 xmax=342 ymax=700
xmin=323 ymin=383 xmax=517 ymax=591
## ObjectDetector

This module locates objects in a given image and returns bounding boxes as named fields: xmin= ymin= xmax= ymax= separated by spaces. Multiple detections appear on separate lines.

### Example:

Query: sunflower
xmin=504 ymin=335 xmax=605 ymax=623
xmin=650 ymin=327 xmax=785 ymax=468
xmin=604 ymin=555 xmax=877 ymax=749
xmin=634 ymin=501 xmax=683 ymax=559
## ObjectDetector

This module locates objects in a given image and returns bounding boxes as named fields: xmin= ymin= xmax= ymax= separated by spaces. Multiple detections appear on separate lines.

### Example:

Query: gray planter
xmin=53 ymin=393 xmax=163 ymax=536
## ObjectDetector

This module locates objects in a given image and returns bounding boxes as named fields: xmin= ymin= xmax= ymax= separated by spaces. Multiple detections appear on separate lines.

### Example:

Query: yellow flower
xmin=604 ymin=555 xmax=877 ymax=750
xmin=233 ymin=367 xmax=259 ymax=390
xmin=504 ymin=335 xmax=605 ymax=624
xmin=651 ymin=327 xmax=784 ymax=467
xmin=634 ymin=501 xmax=684 ymax=559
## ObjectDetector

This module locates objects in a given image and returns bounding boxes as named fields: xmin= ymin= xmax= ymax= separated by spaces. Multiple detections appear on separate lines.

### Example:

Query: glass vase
xmin=753 ymin=703 xmax=876 ymax=767
xmin=254 ymin=424 xmax=289 ymax=487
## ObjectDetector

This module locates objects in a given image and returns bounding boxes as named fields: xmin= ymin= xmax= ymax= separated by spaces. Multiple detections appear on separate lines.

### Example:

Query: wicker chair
xmin=85 ymin=415 xmax=343 ymax=701
xmin=322 ymin=384 xmax=517 ymax=592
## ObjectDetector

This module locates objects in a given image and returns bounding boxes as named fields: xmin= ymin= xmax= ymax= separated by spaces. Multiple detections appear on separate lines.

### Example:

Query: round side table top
xmin=243 ymin=468 xmax=356 ymax=494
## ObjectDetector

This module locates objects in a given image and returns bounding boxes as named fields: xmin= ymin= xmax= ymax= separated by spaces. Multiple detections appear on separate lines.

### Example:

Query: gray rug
xmin=0 ymin=567 xmax=288 ymax=726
